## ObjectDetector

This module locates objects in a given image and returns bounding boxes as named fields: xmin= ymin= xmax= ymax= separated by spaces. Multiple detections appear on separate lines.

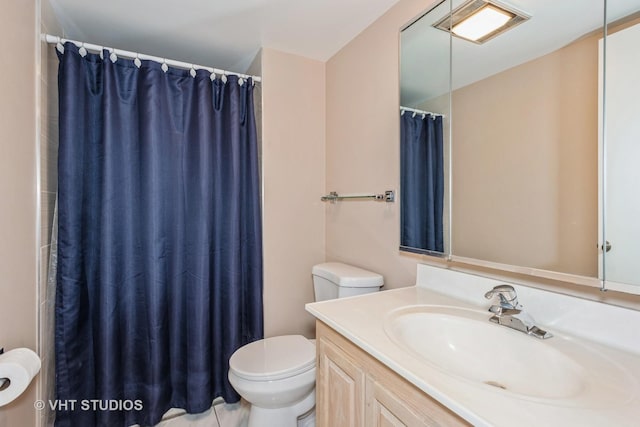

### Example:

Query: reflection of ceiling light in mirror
xmin=433 ymin=0 xmax=530 ymax=44
xmin=452 ymin=5 xmax=512 ymax=41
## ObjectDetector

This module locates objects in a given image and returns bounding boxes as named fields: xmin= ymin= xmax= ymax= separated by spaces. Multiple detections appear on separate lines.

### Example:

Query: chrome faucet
xmin=484 ymin=285 xmax=552 ymax=339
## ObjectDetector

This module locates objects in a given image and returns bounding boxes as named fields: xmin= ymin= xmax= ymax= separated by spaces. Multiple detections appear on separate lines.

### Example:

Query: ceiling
xmin=49 ymin=0 xmax=400 ymax=73
xmin=401 ymin=0 xmax=640 ymax=107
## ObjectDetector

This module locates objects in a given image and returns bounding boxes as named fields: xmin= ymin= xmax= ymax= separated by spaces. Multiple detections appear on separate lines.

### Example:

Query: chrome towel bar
xmin=321 ymin=190 xmax=395 ymax=203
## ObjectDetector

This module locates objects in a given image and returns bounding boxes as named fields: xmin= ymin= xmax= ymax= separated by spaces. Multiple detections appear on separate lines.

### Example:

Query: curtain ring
xmin=109 ymin=48 xmax=117 ymax=63
xmin=161 ymin=58 xmax=168 ymax=73
xmin=190 ymin=64 xmax=196 ymax=78
xmin=134 ymin=53 xmax=141 ymax=68
xmin=221 ymin=72 xmax=228 ymax=84
xmin=79 ymin=42 xmax=87 ymax=57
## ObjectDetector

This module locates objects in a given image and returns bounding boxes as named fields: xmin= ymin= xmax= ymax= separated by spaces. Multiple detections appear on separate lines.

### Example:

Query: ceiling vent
xmin=433 ymin=0 xmax=530 ymax=44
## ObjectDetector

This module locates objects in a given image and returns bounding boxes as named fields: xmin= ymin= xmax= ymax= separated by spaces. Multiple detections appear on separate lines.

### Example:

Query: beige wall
xmin=0 ymin=1 xmax=39 ymax=426
xmin=451 ymin=35 xmax=599 ymax=277
xmin=260 ymin=48 xmax=326 ymax=338
xmin=325 ymin=0 xmax=439 ymax=290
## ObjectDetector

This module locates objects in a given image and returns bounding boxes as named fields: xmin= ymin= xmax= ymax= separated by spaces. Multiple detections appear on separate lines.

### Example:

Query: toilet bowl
xmin=228 ymin=262 xmax=383 ymax=427
xmin=228 ymin=335 xmax=316 ymax=427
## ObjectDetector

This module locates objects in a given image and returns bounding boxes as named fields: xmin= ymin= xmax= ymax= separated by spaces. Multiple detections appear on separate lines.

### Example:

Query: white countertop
xmin=305 ymin=266 xmax=640 ymax=427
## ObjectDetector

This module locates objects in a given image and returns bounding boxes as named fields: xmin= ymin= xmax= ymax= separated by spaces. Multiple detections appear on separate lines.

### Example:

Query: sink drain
xmin=484 ymin=380 xmax=507 ymax=390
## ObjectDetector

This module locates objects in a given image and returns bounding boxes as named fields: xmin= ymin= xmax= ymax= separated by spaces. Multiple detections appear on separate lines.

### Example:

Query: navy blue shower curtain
xmin=55 ymin=43 xmax=263 ymax=427
xmin=400 ymin=112 xmax=444 ymax=252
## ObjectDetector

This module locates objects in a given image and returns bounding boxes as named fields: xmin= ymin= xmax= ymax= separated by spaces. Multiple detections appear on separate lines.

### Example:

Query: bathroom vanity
xmin=306 ymin=265 xmax=640 ymax=427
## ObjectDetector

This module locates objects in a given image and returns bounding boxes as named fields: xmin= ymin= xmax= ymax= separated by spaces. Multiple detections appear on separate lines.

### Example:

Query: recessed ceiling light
xmin=433 ymin=0 xmax=530 ymax=44
xmin=452 ymin=5 xmax=512 ymax=41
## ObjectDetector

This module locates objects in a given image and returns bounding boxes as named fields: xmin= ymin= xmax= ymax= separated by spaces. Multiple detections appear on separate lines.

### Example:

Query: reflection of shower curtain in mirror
xmin=400 ymin=113 xmax=444 ymax=252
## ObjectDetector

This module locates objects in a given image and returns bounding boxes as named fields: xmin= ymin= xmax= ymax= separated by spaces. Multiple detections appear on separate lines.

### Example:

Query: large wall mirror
xmin=400 ymin=0 xmax=640 ymax=292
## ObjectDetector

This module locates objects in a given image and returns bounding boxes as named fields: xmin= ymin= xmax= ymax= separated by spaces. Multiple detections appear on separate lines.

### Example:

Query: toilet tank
xmin=312 ymin=262 xmax=384 ymax=302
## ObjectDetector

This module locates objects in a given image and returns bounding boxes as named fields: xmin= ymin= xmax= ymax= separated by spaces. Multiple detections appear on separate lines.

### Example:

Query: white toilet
xmin=228 ymin=262 xmax=383 ymax=427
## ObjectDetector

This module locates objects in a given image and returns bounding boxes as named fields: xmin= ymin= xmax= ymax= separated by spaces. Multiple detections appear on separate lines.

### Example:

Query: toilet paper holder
xmin=0 ymin=348 xmax=7 ymax=390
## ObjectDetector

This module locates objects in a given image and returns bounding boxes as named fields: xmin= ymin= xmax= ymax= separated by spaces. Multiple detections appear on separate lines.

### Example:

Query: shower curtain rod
xmin=44 ymin=34 xmax=262 ymax=83
xmin=400 ymin=106 xmax=444 ymax=118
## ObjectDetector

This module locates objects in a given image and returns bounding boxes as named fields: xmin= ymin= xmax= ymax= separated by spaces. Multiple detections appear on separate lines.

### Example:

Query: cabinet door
xmin=368 ymin=377 xmax=450 ymax=427
xmin=366 ymin=373 xmax=468 ymax=427
xmin=367 ymin=377 xmax=421 ymax=427
xmin=316 ymin=332 xmax=366 ymax=427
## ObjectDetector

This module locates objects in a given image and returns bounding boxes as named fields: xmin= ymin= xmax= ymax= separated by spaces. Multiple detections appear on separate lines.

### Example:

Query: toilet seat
xmin=229 ymin=335 xmax=316 ymax=382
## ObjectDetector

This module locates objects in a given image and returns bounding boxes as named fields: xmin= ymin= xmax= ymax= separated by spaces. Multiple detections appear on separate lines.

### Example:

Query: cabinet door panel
xmin=368 ymin=377 xmax=436 ymax=427
xmin=373 ymin=401 xmax=406 ymax=427
xmin=317 ymin=334 xmax=365 ymax=427
xmin=366 ymin=372 xmax=469 ymax=426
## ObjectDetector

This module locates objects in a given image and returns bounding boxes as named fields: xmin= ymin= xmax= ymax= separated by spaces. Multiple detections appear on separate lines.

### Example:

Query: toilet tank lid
xmin=312 ymin=262 xmax=383 ymax=288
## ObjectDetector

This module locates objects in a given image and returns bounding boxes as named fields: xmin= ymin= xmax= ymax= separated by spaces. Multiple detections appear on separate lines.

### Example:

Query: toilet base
xmin=247 ymin=389 xmax=315 ymax=427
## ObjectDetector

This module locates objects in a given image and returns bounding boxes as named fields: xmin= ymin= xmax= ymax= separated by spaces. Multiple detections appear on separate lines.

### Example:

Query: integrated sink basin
xmin=384 ymin=305 xmax=634 ymax=407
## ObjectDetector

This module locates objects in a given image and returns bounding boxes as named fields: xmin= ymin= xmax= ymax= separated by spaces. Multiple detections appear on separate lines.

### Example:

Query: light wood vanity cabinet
xmin=316 ymin=321 xmax=469 ymax=427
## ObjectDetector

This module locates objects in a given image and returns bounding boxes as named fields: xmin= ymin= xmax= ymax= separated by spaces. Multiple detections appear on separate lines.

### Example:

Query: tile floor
xmin=156 ymin=400 xmax=250 ymax=427
xmin=48 ymin=397 xmax=313 ymax=427
xmin=156 ymin=399 xmax=315 ymax=427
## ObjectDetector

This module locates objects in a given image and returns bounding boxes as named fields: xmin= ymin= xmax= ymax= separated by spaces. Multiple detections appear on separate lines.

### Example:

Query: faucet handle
xmin=488 ymin=304 xmax=503 ymax=315
xmin=484 ymin=284 xmax=521 ymax=309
